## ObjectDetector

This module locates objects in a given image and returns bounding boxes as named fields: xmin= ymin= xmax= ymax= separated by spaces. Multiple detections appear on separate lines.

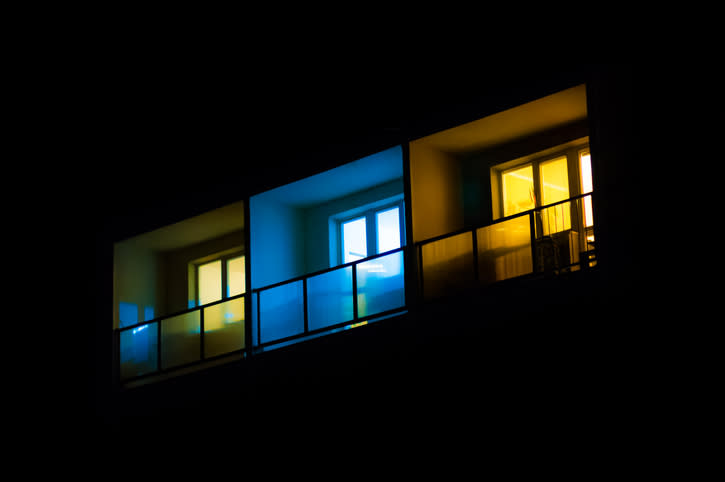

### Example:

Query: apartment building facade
xmin=93 ymin=65 xmax=639 ymax=426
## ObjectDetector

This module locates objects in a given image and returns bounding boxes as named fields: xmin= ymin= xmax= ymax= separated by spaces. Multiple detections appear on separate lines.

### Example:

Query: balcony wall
xmin=113 ymin=201 xmax=245 ymax=329
xmin=250 ymin=146 xmax=404 ymax=290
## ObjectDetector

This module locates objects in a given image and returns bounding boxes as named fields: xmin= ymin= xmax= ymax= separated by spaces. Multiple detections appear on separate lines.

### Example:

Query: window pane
xmin=540 ymin=157 xmax=570 ymax=234
xmin=343 ymin=217 xmax=367 ymax=263
xmin=259 ymin=280 xmax=304 ymax=345
xmin=227 ymin=256 xmax=246 ymax=297
xmin=579 ymin=151 xmax=594 ymax=227
xmin=421 ymin=231 xmax=474 ymax=299
xmin=540 ymin=156 xmax=570 ymax=206
xmin=376 ymin=207 xmax=401 ymax=254
xmin=198 ymin=260 xmax=222 ymax=305
xmin=204 ymin=297 xmax=245 ymax=357
xmin=161 ymin=311 xmax=201 ymax=369
xmin=357 ymin=250 xmax=405 ymax=318
xmin=120 ymin=322 xmax=158 ymax=379
xmin=502 ymin=165 xmax=535 ymax=217
xmin=477 ymin=215 xmax=533 ymax=284
xmin=307 ymin=266 xmax=353 ymax=331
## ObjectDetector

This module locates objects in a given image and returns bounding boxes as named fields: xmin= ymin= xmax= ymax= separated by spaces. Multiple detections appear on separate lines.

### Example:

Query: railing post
xmin=303 ymin=278 xmax=309 ymax=334
xmin=256 ymin=291 xmax=261 ymax=348
xmin=529 ymin=211 xmax=537 ymax=274
xmin=471 ymin=228 xmax=479 ymax=282
xmin=199 ymin=306 xmax=205 ymax=360
xmin=157 ymin=320 xmax=162 ymax=371
xmin=352 ymin=262 xmax=358 ymax=321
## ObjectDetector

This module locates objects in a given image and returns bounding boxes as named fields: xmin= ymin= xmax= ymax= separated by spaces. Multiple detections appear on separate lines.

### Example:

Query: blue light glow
xmin=259 ymin=280 xmax=304 ymax=344
xmin=119 ymin=302 xmax=138 ymax=328
xmin=144 ymin=306 xmax=155 ymax=321
xmin=132 ymin=324 xmax=148 ymax=335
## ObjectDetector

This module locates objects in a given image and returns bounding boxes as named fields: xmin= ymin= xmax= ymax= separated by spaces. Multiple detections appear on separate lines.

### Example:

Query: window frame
xmin=492 ymin=140 xmax=590 ymax=220
xmin=337 ymin=199 xmax=405 ymax=266
xmin=190 ymin=248 xmax=246 ymax=308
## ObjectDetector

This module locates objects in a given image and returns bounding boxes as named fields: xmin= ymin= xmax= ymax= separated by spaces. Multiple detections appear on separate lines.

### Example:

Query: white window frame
xmin=336 ymin=199 xmax=406 ymax=266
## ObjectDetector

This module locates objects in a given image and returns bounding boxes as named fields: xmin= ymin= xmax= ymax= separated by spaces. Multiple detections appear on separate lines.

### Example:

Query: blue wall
xmin=250 ymin=146 xmax=404 ymax=290
xmin=249 ymin=197 xmax=306 ymax=289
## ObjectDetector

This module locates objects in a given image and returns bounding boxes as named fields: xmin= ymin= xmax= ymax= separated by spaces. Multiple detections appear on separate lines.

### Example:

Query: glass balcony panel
xmin=259 ymin=280 xmax=304 ymax=344
xmin=161 ymin=311 xmax=201 ymax=369
xmin=477 ymin=215 xmax=533 ymax=284
xmin=357 ymin=250 xmax=405 ymax=318
xmin=203 ymin=297 xmax=245 ymax=358
xmin=421 ymin=231 xmax=474 ymax=299
xmin=307 ymin=266 xmax=354 ymax=331
xmin=120 ymin=322 xmax=158 ymax=379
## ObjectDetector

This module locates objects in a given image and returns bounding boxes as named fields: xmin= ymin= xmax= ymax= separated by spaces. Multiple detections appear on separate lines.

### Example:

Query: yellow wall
xmin=409 ymin=141 xmax=464 ymax=243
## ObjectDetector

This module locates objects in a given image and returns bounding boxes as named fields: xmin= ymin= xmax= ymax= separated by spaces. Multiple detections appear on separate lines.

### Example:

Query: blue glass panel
xmin=161 ymin=311 xmax=201 ymax=369
xmin=356 ymin=250 xmax=405 ymax=318
xmin=119 ymin=302 xmax=138 ymax=328
xmin=120 ymin=322 xmax=158 ymax=379
xmin=251 ymin=291 xmax=259 ymax=347
xmin=307 ymin=266 xmax=353 ymax=331
xmin=259 ymin=280 xmax=304 ymax=344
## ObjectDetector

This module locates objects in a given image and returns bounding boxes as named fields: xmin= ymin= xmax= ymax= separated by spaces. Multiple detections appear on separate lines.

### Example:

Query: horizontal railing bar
xmin=252 ymin=246 xmax=406 ymax=294
xmin=415 ymin=193 xmax=592 ymax=248
xmin=256 ymin=306 xmax=408 ymax=349
xmin=117 ymin=293 xmax=247 ymax=333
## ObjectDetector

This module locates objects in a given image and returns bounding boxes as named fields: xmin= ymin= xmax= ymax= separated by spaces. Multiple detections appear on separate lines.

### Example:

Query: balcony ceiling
xmin=252 ymin=146 xmax=403 ymax=208
xmin=118 ymin=201 xmax=245 ymax=252
xmin=413 ymin=84 xmax=588 ymax=153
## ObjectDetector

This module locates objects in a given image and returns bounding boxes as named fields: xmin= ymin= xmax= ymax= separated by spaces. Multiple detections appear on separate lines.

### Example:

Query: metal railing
xmin=117 ymin=194 xmax=595 ymax=384
xmin=415 ymin=193 xmax=596 ymax=299
xmin=118 ymin=247 xmax=408 ymax=383
xmin=117 ymin=293 xmax=248 ymax=382
xmin=252 ymin=246 xmax=407 ymax=350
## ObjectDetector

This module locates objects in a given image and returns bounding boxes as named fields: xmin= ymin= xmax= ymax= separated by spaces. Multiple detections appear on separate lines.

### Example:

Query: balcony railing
xmin=415 ymin=193 xmax=596 ymax=299
xmin=251 ymin=247 xmax=406 ymax=350
xmin=118 ymin=247 xmax=407 ymax=383
xmin=118 ymin=194 xmax=595 ymax=384
xmin=117 ymin=293 xmax=248 ymax=382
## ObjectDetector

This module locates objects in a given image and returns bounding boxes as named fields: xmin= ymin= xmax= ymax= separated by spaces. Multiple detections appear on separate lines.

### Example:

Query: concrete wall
xmin=250 ymin=197 xmax=306 ymax=289
xmin=409 ymin=141 xmax=464 ymax=243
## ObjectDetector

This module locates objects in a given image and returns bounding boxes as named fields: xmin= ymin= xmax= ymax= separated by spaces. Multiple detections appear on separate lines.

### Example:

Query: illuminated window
xmin=193 ymin=252 xmax=246 ymax=307
xmin=339 ymin=201 xmax=405 ymax=265
xmin=493 ymin=142 xmax=594 ymax=239
xmin=342 ymin=217 xmax=367 ymax=263
xmin=502 ymin=164 xmax=535 ymax=217
xmin=539 ymin=156 xmax=571 ymax=233
xmin=579 ymin=149 xmax=594 ymax=227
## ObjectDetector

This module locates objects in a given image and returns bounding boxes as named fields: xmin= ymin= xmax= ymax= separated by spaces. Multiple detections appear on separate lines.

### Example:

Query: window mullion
xmin=366 ymin=210 xmax=377 ymax=256
xmin=220 ymin=255 xmax=228 ymax=300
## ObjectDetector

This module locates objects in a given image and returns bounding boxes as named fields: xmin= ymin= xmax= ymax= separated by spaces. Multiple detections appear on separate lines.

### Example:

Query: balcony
xmin=416 ymin=193 xmax=596 ymax=300
xmin=115 ymin=84 xmax=599 ymax=387
xmin=118 ymin=248 xmax=406 ymax=384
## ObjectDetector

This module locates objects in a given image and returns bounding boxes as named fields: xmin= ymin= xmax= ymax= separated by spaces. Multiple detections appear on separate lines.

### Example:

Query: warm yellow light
xmin=539 ymin=156 xmax=571 ymax=234
xmin=502 ymin=164 xmax=535 ymax=217
xmin=198 ymin=260 xmax=222 ymax=305
xmin=579 ymin=151 xmax=594 ymax=227
xmin=227 ymin=256 xmax=246 ymax=297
